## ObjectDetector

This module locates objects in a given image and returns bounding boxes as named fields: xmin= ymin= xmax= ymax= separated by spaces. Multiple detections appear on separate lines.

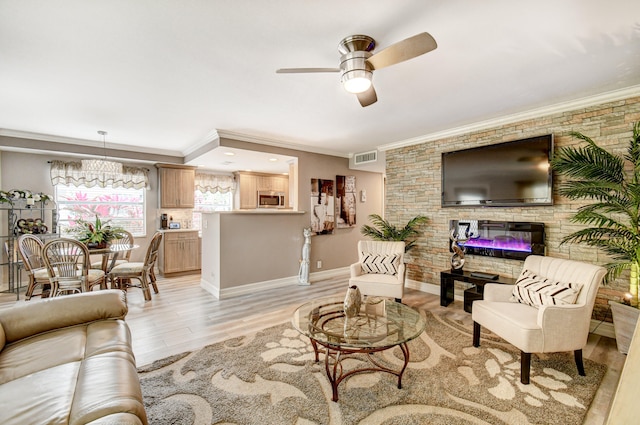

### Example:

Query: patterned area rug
xmin=138 ymin=312 xmax=606 ymax=425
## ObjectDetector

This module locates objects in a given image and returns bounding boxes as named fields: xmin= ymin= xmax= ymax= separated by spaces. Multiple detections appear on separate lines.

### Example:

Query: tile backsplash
xmin=159 ymin=209 xmax=193 ymax=229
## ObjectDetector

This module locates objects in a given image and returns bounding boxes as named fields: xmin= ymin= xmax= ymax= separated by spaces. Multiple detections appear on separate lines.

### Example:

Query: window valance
xmin=195 ymin=173 xmax=235 ymax=194
xmin=50 ymin=160 xmax=150 ymax=189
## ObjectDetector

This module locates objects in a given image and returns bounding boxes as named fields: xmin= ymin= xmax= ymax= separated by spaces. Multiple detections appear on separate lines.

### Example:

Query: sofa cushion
xmin=0 ymin=362 xmax=80 ymax=425
xmin=360 ymin=252 xmax=400 ymax=275
xmin=0 ymin=325 xmax=86 ymax=385
xmin=0 ymin=320 xmax=134 ymax=386
xmin=70 ymin=353 xmax=147 ymax=425
xmin=511 ymin=269 xmax=583 ymax=307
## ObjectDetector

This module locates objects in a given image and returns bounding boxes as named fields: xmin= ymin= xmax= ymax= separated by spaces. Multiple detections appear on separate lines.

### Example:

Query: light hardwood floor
xmin=0 ymin=273 xmax=625 ymax=424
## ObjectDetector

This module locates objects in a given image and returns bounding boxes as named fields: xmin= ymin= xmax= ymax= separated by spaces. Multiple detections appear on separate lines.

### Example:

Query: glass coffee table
xmin=292 ymin=296 xmax=426 ymax=402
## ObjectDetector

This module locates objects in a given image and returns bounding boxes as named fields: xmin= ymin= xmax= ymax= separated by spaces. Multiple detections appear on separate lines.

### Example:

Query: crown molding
xmin=216 ymin=129 xmax=349 ymax=158
xmin=377 ymin=85 xmax=640 ymax=152
xmin=184 ymin=129 xmax=221 ymax=156
xmin=0 ymin=128 xmax=183 ymax=157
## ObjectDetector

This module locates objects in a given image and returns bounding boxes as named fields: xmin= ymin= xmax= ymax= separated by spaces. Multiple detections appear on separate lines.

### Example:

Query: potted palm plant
xmin=360 ymin=214 xmax=428 ymax=252
xmin=69 ymin=215 xmax=126 ymax=249
xmin=551 ymin=121 xmax=640 ymax=353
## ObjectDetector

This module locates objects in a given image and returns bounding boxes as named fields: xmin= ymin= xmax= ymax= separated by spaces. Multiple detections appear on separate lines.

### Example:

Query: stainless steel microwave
xmin=257 ymin=191 xmax=285 ymax=208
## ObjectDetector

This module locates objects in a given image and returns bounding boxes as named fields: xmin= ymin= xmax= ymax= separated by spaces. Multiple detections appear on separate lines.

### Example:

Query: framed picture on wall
xmin=310 ymin=178 xmax=335 ymax=235
xmin=336 ymin=175 xmax=356 ymax=228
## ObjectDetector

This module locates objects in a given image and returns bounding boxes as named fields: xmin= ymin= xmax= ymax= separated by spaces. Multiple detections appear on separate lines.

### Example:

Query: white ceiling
xmin=1 ymin=0 xmax=640 ymax=173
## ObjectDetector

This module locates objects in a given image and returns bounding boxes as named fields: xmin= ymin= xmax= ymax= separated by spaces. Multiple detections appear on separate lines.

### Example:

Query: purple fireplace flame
xmin=462 ymin=237 xmax=532 ymax=253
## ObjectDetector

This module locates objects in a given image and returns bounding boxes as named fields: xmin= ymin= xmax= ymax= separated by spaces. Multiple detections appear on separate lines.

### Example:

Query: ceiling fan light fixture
xmin=342 ymin=70 xmax=372 ymax=94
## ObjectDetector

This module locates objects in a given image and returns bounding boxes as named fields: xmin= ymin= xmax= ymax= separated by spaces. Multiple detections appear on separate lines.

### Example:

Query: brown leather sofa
xmin=0 ymin=290 xmax=147 ymax=424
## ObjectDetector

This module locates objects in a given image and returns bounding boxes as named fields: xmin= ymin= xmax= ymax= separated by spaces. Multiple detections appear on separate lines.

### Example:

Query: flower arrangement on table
xmin=0 ymin=189 xmax=52 ymax=206
xmin=67 ymin=215 xmax=126 ymax=249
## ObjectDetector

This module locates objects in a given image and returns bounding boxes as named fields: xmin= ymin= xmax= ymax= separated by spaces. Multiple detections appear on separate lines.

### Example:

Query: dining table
xmin=87 ymin=243 xmax=139 ymax=273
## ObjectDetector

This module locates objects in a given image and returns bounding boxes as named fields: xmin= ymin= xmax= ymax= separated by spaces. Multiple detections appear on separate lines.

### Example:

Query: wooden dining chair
xmin=16 ymin=234 xmax=49 ymax=300
xmin=109 ymin=232 xmax=162 ymax=301
xmin=42 ymin=238 xmax=106 ymax=297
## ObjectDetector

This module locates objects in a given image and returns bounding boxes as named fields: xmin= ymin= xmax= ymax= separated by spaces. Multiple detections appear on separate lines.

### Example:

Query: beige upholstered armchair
xmin=349 ymin=240 xmax=405 ymax=301
xmin=472 ymin=255 xmax=606 ymax=384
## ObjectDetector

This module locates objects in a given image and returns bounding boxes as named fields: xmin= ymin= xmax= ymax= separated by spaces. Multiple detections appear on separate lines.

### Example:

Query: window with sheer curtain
xmin=50 ymin=160 xmax=149 ymax=236
xmin=192 ymin=173 xmax=235 ymax=230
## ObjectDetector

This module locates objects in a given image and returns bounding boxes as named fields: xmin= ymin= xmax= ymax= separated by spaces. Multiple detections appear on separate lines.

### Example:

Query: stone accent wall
xmin=385 ymin=96 xmax=640 ymax=321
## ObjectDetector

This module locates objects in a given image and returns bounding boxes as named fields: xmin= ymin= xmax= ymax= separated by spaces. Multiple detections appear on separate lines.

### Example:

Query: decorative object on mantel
xmin=0 ymin=189 xmax=51 ymax=207
xmin=81 ymin=130 xmax=123 ymax=176
xmin=298 ymin=227 xmax=311 ymax=285
xmin=551 ymin=121 xmax=640 ymax=352
xmin=67 ymin=214 xmax=126 ymax=249
xmin=360 ymin=214 xmax=428 ymax=252
xmin=449 ymin=224 xmax=469 ymax=271
xmin=343 ymin=285 xmax=362 ymax=318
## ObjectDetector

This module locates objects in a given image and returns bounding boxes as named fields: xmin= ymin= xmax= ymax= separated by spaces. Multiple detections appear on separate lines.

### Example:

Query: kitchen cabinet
xmin=235 ymin=172 xmax=289 ymax=209
xmin=159 ymin=230 xmax=201 ymax=275
xmin=237 ymin=173 xmax=258 ymax=209
xmin=156 ymin=164 xmax=196 ymax=208
xmin=257 ymin=175 xmax=288 ymax=192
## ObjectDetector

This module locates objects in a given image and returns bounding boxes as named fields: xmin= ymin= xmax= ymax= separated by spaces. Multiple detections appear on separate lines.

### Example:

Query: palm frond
xmin=552 ymin=139 xmax=625 ymax=184
xmin=360 ymin=214 xmax=428 ymax=252
xmin=624 ymin=121 xmax=640 ymax=167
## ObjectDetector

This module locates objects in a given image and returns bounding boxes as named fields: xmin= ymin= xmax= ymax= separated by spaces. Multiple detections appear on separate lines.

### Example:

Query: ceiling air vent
xmin=354 ymin=150 xmax=377 ymax=165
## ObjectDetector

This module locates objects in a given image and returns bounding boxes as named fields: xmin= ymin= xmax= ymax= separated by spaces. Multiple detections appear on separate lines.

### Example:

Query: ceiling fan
xmin=276 ymin=32 xmax=437 ymax=107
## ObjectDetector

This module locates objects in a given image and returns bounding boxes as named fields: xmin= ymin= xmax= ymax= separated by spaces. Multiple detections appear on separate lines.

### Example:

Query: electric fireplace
xmin=449 ymin=220 xmax=545 ymax=260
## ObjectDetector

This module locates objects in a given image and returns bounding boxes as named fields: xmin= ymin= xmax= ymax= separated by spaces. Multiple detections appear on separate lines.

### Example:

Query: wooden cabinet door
xmin=271 ymin=176 xmax=288 ymax=192
xmin=182 ymin=237 xmax=201 ymax=271
xmin=162 ymin=238 xmax=182 ymax=273
xmin=178 ymin=169 xmax=195 ymax=207
xmin=257 ymin=176 xmax=272 ymax=191
xmin=160 ymin=168 xmax=180 ymax=208
xmin=239 ymin=174 xmax=257 ymax=209
xmin=159 ymin=166 xmax=195 ymax=208
xmin=161 ymin=231 xmax=201 ymax=274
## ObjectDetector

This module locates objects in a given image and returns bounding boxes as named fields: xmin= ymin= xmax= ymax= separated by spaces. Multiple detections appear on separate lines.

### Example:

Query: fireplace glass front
xmin=449 ymin=220 xmax=545 ymax=260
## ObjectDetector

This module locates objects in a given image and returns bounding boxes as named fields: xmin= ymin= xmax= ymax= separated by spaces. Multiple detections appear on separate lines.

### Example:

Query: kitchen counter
xmin=157 ymin=228 xmax=199 ymax=233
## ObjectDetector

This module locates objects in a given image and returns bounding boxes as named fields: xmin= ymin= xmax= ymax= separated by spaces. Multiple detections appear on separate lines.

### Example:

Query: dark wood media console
xmin=440 ymin=269 xmax=516 ymax=313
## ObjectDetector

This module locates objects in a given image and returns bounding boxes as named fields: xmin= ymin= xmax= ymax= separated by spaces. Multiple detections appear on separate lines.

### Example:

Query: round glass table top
xmin=292 ymin=296 xmax=426 ymax=349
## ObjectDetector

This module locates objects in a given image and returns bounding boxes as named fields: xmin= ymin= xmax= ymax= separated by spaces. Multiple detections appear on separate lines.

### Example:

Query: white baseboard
xmin=200 ymin=267 xmax=350 ymax=299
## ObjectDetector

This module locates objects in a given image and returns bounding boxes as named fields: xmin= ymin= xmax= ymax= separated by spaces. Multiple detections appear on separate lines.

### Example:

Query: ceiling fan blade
xmin=367 ymin=32 xmax=437 ymax=70
xmin=357 ymin=86 xmax=377 ymax=107
xmin=276 ymin=68 xmax=340 ymax=74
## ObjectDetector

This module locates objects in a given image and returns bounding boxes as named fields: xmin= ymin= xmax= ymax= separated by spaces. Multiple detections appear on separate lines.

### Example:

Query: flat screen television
xmin=441 ymin=134 xmax=553 ymax=207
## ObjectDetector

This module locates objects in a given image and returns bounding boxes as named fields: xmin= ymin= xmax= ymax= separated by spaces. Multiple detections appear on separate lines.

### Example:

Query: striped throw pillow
xmin=360 ymin=252 xmax=400 ymax=275
xmin=511 ymin=269 xmax=583 ymax=307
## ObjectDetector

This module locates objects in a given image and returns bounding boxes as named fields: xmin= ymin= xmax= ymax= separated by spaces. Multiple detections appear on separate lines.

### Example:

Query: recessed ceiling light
xmin=269 ymin=158 xmax=278 ymax=162
xmin=224 ymin=152 xmax=235 ymax=156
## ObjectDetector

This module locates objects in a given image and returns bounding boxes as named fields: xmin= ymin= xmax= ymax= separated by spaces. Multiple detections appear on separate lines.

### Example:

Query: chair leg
xmin=150 ymin=272 xmax=159 ymax=294
xmin=575 ymin=349 xmax=585 ymax=376
xmin=25 ymin=277 xmax=36 ymax=300
xmin=521 ymin=351 xmax=531 ymax=384
xmin=473 ymin=322 xmax=481 ymax=347
xmin=140 ymin=275 xmax=152 ymax=301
